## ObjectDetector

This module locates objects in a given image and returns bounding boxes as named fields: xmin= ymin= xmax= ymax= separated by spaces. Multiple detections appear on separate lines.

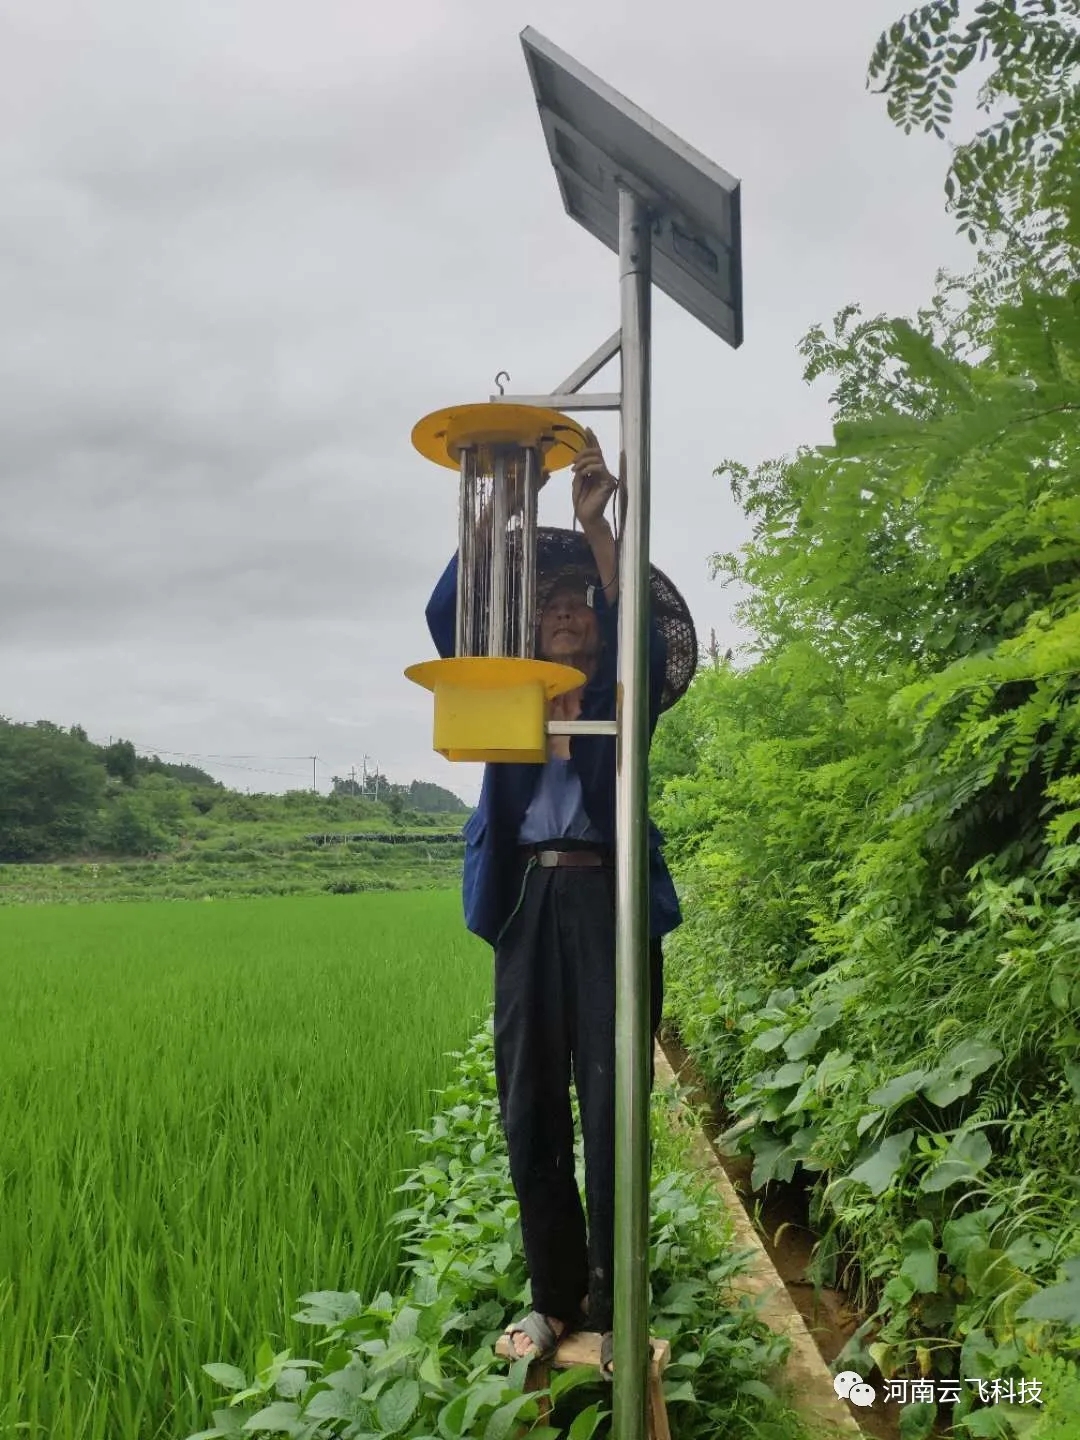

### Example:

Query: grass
xmin=187 ymin=1024 xmax=816 ymax=1440
xmin=0 ymin=834 xmax=466 ymax=906
xmin=0 ymin=891 xmax=490 ymax=1440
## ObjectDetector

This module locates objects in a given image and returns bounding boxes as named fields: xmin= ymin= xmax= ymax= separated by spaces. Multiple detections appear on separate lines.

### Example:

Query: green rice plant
xmin=0 ymin=892 xmax=491 ymax=1440
xmin=187 ymin=1022 xmax=814 ymax=1440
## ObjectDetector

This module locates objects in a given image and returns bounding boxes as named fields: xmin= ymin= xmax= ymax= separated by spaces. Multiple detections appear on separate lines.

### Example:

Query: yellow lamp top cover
xmin=411 ymin=403 xmax=586 ymax=473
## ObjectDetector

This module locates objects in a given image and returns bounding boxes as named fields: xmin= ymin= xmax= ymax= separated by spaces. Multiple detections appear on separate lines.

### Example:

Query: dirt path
xmin=658 ymin=1032 xmax=905 ymax=1440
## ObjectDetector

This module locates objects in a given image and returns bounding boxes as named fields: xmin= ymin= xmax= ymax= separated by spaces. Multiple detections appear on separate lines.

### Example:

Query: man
xmin=425 ymin=429 xmax=687 ymax=1380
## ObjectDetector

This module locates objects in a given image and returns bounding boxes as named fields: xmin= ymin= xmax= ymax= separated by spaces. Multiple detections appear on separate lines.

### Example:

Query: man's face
xmin=538 ymin=584 xmax=600 ymax=664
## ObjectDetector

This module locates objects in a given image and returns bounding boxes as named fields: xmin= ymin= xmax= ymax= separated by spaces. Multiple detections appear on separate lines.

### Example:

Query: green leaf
xmin=920 ymin=1129 xmax=992 ymax=1193
xmin=942 ymin=1206 xmax=1003 ymax=1268
xmin=388 ymin=1307 xmax=419 ymax=1344
xmin=204 ymin=1365 xmax=249 ymax=1393
xmin=922 ymin=1071 xmax=974 ymax=1107
xmin=437 ymin=1393 xmax=467 ymax=1438
xmin=566 ymin=1403 xmax=606 ymax=1440
xmin=1050 ymin=968 xmax=1071 ymax=1009
xmin=751 ymin=1137 xmax=796 ymax=1190
xmin=868 ymin=1070 xmax=927 ymax=1108
xmin=242 ymin=1401 xmax=302 ymax=1433
xmin=483 ymin=1394 xmax=537 ymax=1440
xmin=750 ymin=1025 xmax=789 ymax=1053
xmin=899 ymin=1400 xmax=937 ymax=1440
xmin=900 ymin=1240 xmax=939 ymax=1295
xmin=663 ymin=1378 xmax=697 ymax=1402
xmin=844 ymin=1130 xmax=914 ymax=1196
xmin=783 ymin=1025 xmax=823 ymax=1060
xmin=939 ymin=1038 xmax=1002 ymax=1076
xmin=761 ymin=1061 xmax=809 ymax=1090
xmin=550 ymin=1365 xmax=598 ymax=1402
xmin=376 ymin=1377 xmax=420 ymax=1435
xmin=1016 ymin=1274 xmax=1080 ymax=1324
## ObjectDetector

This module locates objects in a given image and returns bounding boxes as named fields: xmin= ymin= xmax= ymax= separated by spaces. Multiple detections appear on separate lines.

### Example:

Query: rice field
xmin=0 ymin=891 xmax=491 ymax=1440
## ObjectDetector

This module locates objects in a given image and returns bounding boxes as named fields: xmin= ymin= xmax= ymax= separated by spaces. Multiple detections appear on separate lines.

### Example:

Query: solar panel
xmin=521 ymin=27 xmax=743 ymax=348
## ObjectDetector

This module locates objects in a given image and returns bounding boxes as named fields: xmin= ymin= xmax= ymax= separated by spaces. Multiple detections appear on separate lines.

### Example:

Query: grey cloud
xmin=1 ymin=0 xmax=974 ymax=803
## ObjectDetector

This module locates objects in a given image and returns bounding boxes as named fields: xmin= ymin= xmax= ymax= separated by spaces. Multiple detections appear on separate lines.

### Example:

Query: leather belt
xmin=525 ymin=849 xmax=611 ymax=869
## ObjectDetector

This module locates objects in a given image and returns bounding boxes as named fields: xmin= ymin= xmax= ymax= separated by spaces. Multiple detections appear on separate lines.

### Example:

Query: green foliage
xmin=0 ymin=718 xmax=106 ymax=861
xmin=651 ymin=213 xmax=1080 ymax=1435
xmin=0 ymin=893 xmax=491 ymax=1440
xmin=0 ymin=717 xmax=470 ymax=882
xmin=103 ymin=738 xmax=138 ymax=784
xmin=868 ymin=0 xmax=1080 ymax=283
xmin=186 ymin=1024 xmax=812 ymax=1440
xmin=405 ymin=779 xmax=469 ymax=813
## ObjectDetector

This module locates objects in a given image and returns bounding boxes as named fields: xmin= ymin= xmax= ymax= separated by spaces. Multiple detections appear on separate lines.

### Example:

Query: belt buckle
xmin=538 ymin=851 xmax=559 ymax=868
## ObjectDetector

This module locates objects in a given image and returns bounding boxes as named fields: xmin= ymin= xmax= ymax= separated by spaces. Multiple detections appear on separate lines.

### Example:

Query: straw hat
xmin=532 ymin=527 xmax=697 ymax=712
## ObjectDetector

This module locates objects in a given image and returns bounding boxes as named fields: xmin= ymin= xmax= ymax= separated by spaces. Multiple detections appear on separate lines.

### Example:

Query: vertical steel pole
xmin=456 ymin=451 xmax=471 ymax=657
xmin=613 ymin=185 xmax=652 ymax=1440
xmin=520 ymin=449 xmax=539 ymax=658
xmin=490 ymin=449 xmax=509 ymax=656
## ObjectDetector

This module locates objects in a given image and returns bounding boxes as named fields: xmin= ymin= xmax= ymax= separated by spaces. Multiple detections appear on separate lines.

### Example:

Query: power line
xmin=87 ymin=735 xmax=394 ymax=789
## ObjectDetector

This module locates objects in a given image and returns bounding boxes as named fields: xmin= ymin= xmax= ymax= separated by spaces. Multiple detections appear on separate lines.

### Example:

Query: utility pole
xmin=311 ymin=756 xmax=317 ymax=794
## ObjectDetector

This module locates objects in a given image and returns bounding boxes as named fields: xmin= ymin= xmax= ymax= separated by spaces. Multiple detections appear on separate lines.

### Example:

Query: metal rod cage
xmin=455 ymin=443 xmax=541 ymax=660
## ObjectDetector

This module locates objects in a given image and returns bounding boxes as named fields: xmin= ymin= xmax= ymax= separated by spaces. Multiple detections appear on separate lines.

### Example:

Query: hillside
xmin=0 ymin=717 xmax=470 ymax=904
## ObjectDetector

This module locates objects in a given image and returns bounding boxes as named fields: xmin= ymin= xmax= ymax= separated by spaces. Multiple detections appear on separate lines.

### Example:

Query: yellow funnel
xmin=405 ymin=656 xmax=585 ymax=764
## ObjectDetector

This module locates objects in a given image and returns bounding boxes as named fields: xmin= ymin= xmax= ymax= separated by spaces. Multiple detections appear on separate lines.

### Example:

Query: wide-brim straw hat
xmin=533 ymin=527 xmax=697 ymax=712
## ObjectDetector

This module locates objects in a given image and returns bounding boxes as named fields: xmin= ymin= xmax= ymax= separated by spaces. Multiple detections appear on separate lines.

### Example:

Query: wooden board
xmin=495 ymin=1327 xmax=670 ymax=1374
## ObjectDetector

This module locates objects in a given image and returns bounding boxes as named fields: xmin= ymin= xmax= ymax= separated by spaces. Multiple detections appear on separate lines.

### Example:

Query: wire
xmin=86 ymin=737 xmax=320 ymax=782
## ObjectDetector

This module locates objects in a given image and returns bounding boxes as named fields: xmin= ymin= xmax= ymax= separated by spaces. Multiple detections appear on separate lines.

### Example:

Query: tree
xmin=0 ymin=719 xmax=106 ymax=861
xmin=386 ymin=792 xmax=405 ymax=820
xmin=870 ymin=0 xmax=1080 ymax=288
xmin=103 ymin=738 xmax=138 ymax=785
xmin=407 ymin=779 xmax=468 ymax=813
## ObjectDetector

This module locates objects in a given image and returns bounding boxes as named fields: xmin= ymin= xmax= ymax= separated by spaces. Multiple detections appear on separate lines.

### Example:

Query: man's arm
xmin=572 ymin=430 xmax=619 ymax=606
xmin=582 ymin=516 xmax=618 ymax=607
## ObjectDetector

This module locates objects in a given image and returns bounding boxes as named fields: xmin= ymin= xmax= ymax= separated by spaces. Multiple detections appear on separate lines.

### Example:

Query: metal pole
xmin=456 ymin=451 xmax=471 ymax=656
xmin=520 ymin=448 xmax=539 ymax=658
xmin=490 ymin=450 xmax=509 ymax=656
xmin=613 ymin=184 xmax=652 ymax=1440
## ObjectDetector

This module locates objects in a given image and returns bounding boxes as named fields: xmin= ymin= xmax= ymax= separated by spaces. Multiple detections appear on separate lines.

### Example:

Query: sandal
xmin=502 ymin=1311 xmax=569 ymax=1364
xmin=600 ymin=1331 xmax=652 ymax=1381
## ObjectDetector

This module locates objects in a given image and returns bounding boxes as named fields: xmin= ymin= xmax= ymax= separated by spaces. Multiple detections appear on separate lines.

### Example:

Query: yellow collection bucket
xmin=405 ymin=657 xmax=585 ymax=764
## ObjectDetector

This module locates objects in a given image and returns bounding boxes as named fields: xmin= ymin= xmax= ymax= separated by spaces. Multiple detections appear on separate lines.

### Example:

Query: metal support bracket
xmin=489 ymin=329 xmax=623 ymax=410
xmin=546 ymin=720 xmax=618 ymax=736
xmin=489 ymin=392 xmax=619 ymax=410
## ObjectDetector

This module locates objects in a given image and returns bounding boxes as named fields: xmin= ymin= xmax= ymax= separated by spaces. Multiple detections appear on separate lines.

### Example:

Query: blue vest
xmin=518 ymin=757 xmax=605 ymax=844
xmin=425 ymin=552 xmax=683 ymax=948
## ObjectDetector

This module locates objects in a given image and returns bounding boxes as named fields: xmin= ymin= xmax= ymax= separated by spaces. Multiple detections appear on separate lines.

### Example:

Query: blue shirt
xmin=518 ymin=756 xmax=605 ymax=844
xmin=425 ymin=551 xmax=683 ymax=947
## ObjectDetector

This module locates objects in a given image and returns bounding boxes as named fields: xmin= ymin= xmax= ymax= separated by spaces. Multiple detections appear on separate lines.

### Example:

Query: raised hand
xmin=571 ymin=428 xmax=617 ymax=533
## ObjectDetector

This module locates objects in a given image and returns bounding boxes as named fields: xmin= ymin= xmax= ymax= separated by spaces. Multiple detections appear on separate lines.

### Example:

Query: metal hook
xmin=494 ymin=371 xmax=510 ymax=396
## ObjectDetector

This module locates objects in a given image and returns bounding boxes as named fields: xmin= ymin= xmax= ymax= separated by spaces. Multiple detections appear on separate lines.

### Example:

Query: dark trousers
xmin=493 ymin=855 xmax=664 ymax=1334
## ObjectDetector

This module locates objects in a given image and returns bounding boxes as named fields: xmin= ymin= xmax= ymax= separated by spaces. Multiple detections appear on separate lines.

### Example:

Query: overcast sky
xmin=1 ymin=0 xmax=974 ymax=805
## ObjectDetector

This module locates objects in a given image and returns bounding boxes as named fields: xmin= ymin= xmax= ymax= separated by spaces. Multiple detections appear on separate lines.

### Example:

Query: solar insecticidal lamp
xmin=407 ymin=25 xmax=744 ymax=1439
xmin=405 ymin=399 xmax=590 ymax=764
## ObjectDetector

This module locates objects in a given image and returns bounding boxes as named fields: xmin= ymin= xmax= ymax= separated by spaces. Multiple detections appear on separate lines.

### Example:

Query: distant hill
xmin=330 ymin=773 xmax=467 ymax=814
xmin=0 ymin=716 xmax=469 ymax=865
